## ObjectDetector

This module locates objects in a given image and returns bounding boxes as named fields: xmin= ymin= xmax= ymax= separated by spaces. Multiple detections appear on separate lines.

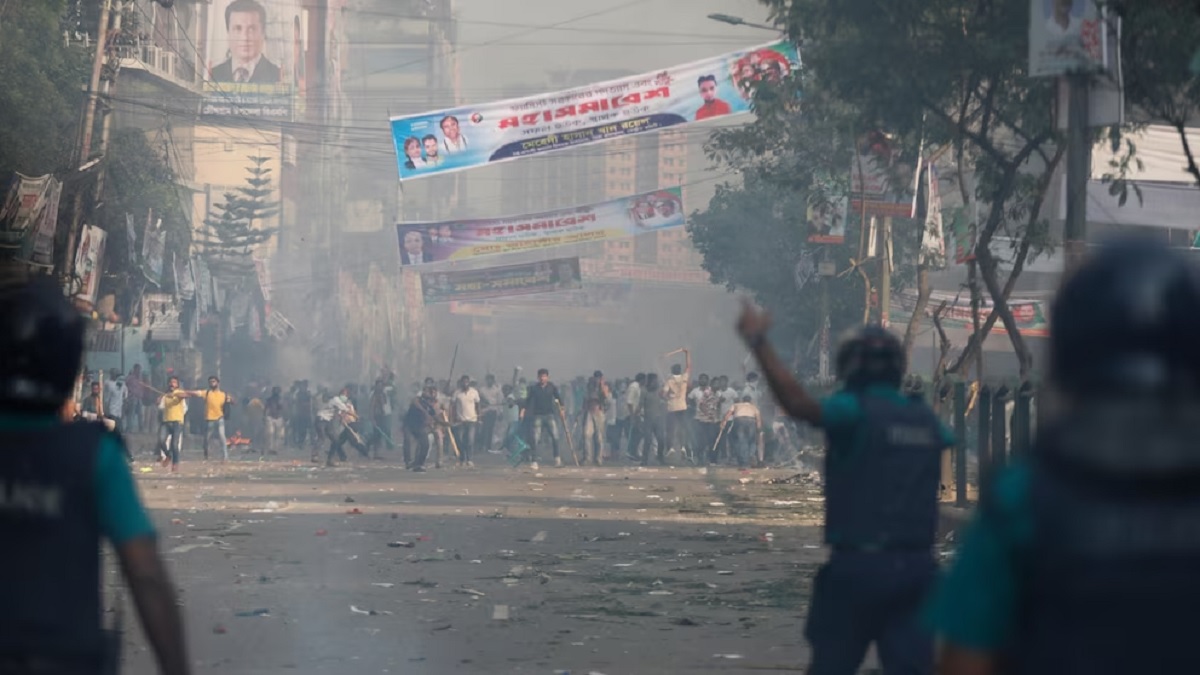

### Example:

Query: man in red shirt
xmin=695 ymin=75 xmax=732 ymax=121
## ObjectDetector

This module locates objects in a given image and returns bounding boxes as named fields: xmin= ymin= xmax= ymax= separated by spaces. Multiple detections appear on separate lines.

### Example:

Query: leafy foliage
xmin=198 ymin=155 xmax=279 ymax=281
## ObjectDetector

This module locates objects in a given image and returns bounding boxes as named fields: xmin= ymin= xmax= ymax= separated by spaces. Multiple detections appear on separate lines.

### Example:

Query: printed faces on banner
xmin=390 ymin=41 xmax=800 ymax=180
xmin=203 ymin=0 xmax=303 ymax=119
xmin=397 ymin=188 xmax=685 ymax=266
xmin=1029 ymin=0 xmax=1109 ymax=77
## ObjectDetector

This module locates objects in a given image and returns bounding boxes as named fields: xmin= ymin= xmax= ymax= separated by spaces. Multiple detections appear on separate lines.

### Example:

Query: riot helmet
xmin=835 ymin=324 xmax=905 ymax=389
xmin=0 ymin=277 xmax=87 ymax=412
xmin=1051 ymin=238 xmax=1200 ymax=398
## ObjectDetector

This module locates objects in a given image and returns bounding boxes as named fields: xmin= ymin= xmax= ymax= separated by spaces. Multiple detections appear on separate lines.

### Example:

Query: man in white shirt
xmin=1045 ymin=0 xmax=1079 ymax=39
xmin=451 ymin=375 xmax=480 ymax=467
xmin=477 ymin=374 xmax=503 ymax=453
xmin=623 ymin=373 xmax=644 ymax=460
xmin=742 ymin=371 xmax=762 ymax=407
xmin=103 ymin=370 xmax=128 ymax=432
xmin=318 ymin=387 xmax=365 ymax=467
xmin=663 ymin=349 xmax=691 ymax=459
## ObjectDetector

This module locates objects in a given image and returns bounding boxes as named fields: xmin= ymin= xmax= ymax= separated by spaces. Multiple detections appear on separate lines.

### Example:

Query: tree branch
xmin=1174 ymin=120 xmax=1200 ymax=186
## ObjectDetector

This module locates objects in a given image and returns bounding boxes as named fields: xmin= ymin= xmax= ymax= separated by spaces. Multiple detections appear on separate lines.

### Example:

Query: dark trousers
xmin=529 ymin=413 xmax=559 ymax=461
xmin=326 ymin=424 xmax=366 ymax=464
xmin=626 ymin=416 xmax=643 ymax=459
xmin=367 ymin=413 xmax=393 ymax=454
xmin=407 ymin=427 xmax=431 ymax=469
xmin=638 ymin=417 xmax=667 ymax=465
xmin=453 ymin=421 xmax=477 ymax=463
xmin=479 ymin=409 xmax=498 ymax=452
xmin=695 ymin=421 xmax=719 ymax=463
xmin=804 ymin=550 xmax=936 ymax=675
xmin=159 ymin=421 xmax=183 ymax=466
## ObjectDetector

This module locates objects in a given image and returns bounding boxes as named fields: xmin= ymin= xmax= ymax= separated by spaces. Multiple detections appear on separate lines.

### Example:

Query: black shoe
xmin=412 ymin=466 xmax=427 ymax=473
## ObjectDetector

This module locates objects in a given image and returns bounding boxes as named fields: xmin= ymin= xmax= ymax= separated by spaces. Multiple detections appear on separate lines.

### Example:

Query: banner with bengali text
xmin=390 ymin=41 xmax=800 ymax=180
xmin=397 ymin=188 xmax=683 ymax=265
xmin=420 ymin=257 xmax=582 ymax=305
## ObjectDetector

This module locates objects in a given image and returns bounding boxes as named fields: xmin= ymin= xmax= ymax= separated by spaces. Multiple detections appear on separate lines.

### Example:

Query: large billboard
xmin=420 ymin=257 xmax=582 ymax=304
xmin=396 ymin=188 xmax=684 ymax=265
xmin=203 ymin=0 xmax=302 ymax=118
xmin=390 ymin=41 xmax=800 ymax=180
xmin=1029 ymin=0 xmax=1107 ymax=77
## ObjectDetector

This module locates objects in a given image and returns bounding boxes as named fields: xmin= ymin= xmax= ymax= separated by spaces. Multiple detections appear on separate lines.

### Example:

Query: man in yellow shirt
xmin=198 ymin=376 xmax=231 ymax=461
xmin=158 ymin=376 xmax=193 ymax=472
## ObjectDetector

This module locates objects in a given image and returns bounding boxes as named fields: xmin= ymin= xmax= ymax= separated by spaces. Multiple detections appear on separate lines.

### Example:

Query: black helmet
xmin=1051 ymin=238 xmax=1200 ymax=397
xmin=835 ymin=324 xmax=905 ymax=389
xmin=0 ymin=277 xmax=86 ymax=411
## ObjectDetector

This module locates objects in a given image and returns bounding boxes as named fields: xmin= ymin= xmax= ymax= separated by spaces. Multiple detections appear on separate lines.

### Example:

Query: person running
xmin=403 ymin=385 xmax=441 ymax=472
xmin=317 ymin=386 xmax=367 ymax=467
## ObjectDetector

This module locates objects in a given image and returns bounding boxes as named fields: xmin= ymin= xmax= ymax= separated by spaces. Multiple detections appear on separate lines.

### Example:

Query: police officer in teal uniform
xmin=0 ymin=277 xmax=191 ymax=675
xmin=929 ymin=239 xmax=1200 ymax=675
xmin=738 ymin=301 xmax=952 ymax=675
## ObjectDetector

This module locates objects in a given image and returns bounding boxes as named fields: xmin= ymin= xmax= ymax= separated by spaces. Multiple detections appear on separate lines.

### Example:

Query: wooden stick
xmin=556 ymin=401 xmax=580 ymax=466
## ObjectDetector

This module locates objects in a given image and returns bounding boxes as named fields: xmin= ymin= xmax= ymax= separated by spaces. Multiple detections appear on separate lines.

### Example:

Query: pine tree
xmin=198 ymin=155 xmax=279 ymax=280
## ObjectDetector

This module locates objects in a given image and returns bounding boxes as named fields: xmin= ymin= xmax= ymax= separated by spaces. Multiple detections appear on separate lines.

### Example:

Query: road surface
xmin=109 ymin=444 xmax=888 ymax=674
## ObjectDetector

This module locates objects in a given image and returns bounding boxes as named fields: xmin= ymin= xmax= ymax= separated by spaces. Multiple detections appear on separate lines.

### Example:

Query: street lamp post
xmin=706 ymin=13 xmax=780 ymax=33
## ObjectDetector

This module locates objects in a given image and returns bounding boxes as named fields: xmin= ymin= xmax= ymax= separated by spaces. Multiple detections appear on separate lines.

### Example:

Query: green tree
xmin=751 ymin=0 xmax=1068 ymax=376
xmin=197 ymin=155 xmax=280 ymax=282
xmin=0 ymin=0 xmax=89 ymax=179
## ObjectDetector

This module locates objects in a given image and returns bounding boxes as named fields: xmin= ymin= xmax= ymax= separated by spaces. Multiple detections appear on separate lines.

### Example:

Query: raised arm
xmin=736 ymin=299 xmax=822 ymax=425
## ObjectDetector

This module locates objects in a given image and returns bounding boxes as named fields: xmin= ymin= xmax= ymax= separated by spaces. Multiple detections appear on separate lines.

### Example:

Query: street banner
xmin=397 ymin=188 xmax=684 ymax=265
xmin=254 ymin=256 xmax=273 ymax=304
xmin=142 ymin=293 xmax=182 ymax=342
xmin=390 ymin=41 xmax=800 ymax=180
xmin=919 ymin=163 xmax=947 ymax=269
xmin=420 ymin=257 xmax=582 ymax=305
xmin=203 ymin=0 xmax=302 ymax=119
xmin=194 ymin=258 xmax=214 ymax=314
xmin=142 ymin=216 xmax=165 ymax=285
xmin=124 ymin=213 xmax=138 ymax=265
xmin=73 ymin=225 xmax=107 ymax=308
xmin=945 ymin=204 xmax=976 ymax=265
xmin=1029 ymin=0 xmax=1107 ymax=77
xmin=0 ymin=173 xmax=55 ymax=249
xmin=850 ymin=131 xmax=916 ymax=219
xmin=173 ymin=253 xmax=195 ymax=301
xmin=807 ymin=176 xmax=848 ymax=244
xmin=893 ymin=289 xmax=1049 ymax=337
xmin=19 ymin=177 xmax=62 ymax=268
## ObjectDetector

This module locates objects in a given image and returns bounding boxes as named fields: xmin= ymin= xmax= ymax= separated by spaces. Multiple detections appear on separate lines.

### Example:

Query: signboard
xmin=420 ymin=257 xmax=582 ymax=305
xmin=0 ymin=173 xmax=54 ymax=249
xmin=397 ymin=188 xmax=684 ymax=265
xmin=1029 ymin=0 xmax=1106 ymax=77
xmin=893 ymin=290 xmax=1049 ymax=337
xmin=850 ymin=131 xmax=915 ymax=219
xmin=73 ymin=225 xmax=107 ymax=308
xmin=142 ymin=293 xmax=182 ymax=342
xmin=203 ymin=0 xmax=302 ymax=118
xmin=142 ymin=217 xmax=165 ymax=285
xmin=20 ymin=177 xmax=62 ymax=268
xmin=919 ymin=163 xmax=947 ymax=269
xmin=390 ymin=41 xmax=800 ymax=180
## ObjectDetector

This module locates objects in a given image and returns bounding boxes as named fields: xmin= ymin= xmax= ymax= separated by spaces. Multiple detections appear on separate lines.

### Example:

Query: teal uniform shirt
xmin=924 ymin=462 xmax=1034 ymax=650
xmin=819 ymin=384 xmax=957 ymax=459
xmin=0 ymin=415 xmax=156 ymax=546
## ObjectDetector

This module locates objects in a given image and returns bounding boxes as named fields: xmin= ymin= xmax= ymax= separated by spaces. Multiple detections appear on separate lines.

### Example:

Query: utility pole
xmin=64 ymin=0 xmax=113 ymax=289
xmin=1063 ymin=73 xmax=1090 ymax=276
xmin=94 ymin=0 xmax=125 ymax=200
xmin=879 ymin=215 xmax=892 ymax=328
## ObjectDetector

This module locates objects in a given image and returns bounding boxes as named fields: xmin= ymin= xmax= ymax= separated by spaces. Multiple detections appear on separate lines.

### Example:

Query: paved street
xmin=110 ymin=443 xmax=844 ymax=674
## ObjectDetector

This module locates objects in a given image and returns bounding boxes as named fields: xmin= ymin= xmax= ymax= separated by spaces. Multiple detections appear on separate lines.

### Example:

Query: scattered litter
xmin=673 ymin=617 xmax=699 ymax=626
xmin=613 ymin=563 xmax=635 ymax=568
xmin=762 ymin=533 xmax=775 ymax=543
xmin=387 ymin=541 xmax=416 ymax=548
xmin=235 ymin=608 xmax=271 ymax=618
xmin=344 ymin=496 xmax=356 ymax=503
xmin=432 ymin=623 xmax=452 ymax=631
xmin=713 ymin=653 xmax=745 ymax=660
xmin=315 ymin=529 xmax=328 ymax=536
xmin=772 ymin=500 xmax=804 ymax=506
xmin=212 ymin=624 xmax=227 ymax=634
xmin=346 ymin=508 xmax=363 ymax=515
xmin=391 ymin=513 xmax=399 ymax=519
xmin=492 ymin=604 xmax=510 ymax=620
xmin=717 ymin=570 xmax=735 ymax=575
xmin=648 ymin=590 xmax=674 ymax=596
xmin=371 ymin=583 xmax=395 ymax=588
xmin=708 ymin=502 xmax=726 ymax=507
xmin=531 ymin=530 xmax=547 ymax=542
xmin=138 ymin=467 xmax=153 ymax=473
xmin=470 ymin=559 xmax=483 ymax=564
xmin=455 ymin=588 xmax=486 ymax=598
xmin=170 ymin=518 xmax=184 ymax=525
xmin=350 ymin=605 xmax=393 ymax=616
xmin=803 ymin=544 xmax=820 ymax=549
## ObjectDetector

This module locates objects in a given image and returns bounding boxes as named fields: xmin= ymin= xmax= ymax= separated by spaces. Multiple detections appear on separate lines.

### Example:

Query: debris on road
xmin=455 ymin=588 xmax=486 ymax=598
xmin=212 ymin=624 xmax=227 ymax=634
xmin=234 ymin=608 xmax=271 ymax=618
xmin=350 ymin=605 xmax=393 ymax=616
xmin=344 ymin=496 xmax=356 ymax=503
xmin=713 ymin=653 xmax=745 ymax=659
xmin=387 ymin=541 xmax=416 ymax=548
xmin=346 ymin=508 xmax=363 ymax=515
xmin=492 ymin=604 xmax=510 ymax=620
xmin=314 ymin=529 xmax=327 ymax=536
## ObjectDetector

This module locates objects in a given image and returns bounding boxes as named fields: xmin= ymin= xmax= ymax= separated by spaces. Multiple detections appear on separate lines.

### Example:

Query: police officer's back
xmin=930 ymin=239 xmax=1200 ymax=675
xmin=0 ymin=278 xmax=190 ymax=675
xmin=738 ymin=303 xmax=952 ymax=675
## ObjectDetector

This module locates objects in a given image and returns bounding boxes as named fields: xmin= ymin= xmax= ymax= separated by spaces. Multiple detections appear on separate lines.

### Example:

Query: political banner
xmin=945 ymin=204 xmax=976 ymax=265
xmin=1029 ymin=0 xmax=1107 ymax=77
xmin=397 ymin=188 xmax=684 ymax=265
xmin=0 ymin=173 xmax=55 ymax=249
xmin=194 ymin=258 xmax=213 ymax=314
xmin=203 ymin=0 xmax=302 ymax=119
xmin=807 ymin=181 xmax=848 ymax=245
xmin=919 ymin=163 xmax=947 ymax=269
xmin=850 ymin=131 xmax=916 ymax=219
xmin=20 ymin=177 xmax=62 ymax=268
xmin=73 ymin=225 xmax=107 ymax=308
xmin=893 ymin=289 xmax=1049 ymax=338
xmin=390 ymin=41 xmax=800 ymax=180
xmin=142 ymin=217 xmax=165 ymax=285
xmin=420 ymin=257 xmax=582 ymax=305
xmin=254 ymin=256 xmax=272 ymax=303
